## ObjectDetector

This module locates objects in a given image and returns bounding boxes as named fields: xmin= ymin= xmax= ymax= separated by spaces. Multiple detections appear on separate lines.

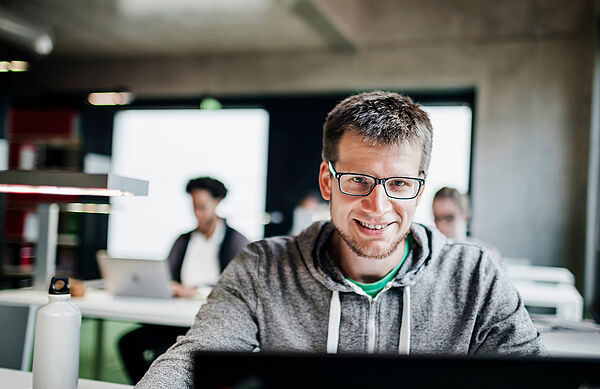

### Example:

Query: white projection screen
xmin=108 ymin=109 xmax=269 ymax=260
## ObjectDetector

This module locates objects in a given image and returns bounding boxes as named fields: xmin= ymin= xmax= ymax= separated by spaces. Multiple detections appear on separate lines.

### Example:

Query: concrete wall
xmin=17 ymin=6 xmax=596 ymax=290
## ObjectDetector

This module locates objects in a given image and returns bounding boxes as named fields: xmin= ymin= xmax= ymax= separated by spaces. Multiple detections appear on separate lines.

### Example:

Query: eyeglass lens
xmin=339 ymin=175 xmax=420 ymax=198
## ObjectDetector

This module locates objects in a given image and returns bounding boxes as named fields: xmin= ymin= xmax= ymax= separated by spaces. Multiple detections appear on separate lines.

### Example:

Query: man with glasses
xmin=136 ymin=91 xmax=544 ymax=388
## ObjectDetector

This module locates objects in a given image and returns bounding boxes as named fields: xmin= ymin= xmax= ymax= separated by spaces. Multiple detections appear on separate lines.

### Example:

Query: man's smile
xmin=354 ymin=219 xmax=395 ymax=235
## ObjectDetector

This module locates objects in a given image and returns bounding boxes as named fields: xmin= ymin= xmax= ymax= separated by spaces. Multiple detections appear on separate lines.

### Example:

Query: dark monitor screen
xmin=194 ymin=351 xmax=600 ymax=389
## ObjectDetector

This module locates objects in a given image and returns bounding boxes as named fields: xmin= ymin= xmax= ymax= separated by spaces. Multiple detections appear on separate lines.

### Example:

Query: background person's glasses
xmin=328 ymin=161 xmax=425 ymax=200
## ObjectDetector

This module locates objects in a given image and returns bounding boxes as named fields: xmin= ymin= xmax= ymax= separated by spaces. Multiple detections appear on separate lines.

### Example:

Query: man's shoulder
xmin=414 ymin=224 xmax=496 ymax=276
xmin=240 ymin=221 xmax=328 ymax=256
xmin=220 ymin=234 xmax=305 ymax=284
xmin=465 ymin=237 xmax=502 ymax=264
xmin=443 ymin=238 xmax=487 ymax=254
xmin=434 ymin=238 xmax=503 ymax=283
xmin=411 ymin=223 xmax=487 ymax=266
xmin=239 ymin=234 xmax=300 ymax=260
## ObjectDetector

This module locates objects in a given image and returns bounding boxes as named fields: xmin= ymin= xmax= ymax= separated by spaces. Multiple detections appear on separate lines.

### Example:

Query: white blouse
xmin=180 ymin=219 xmax=225 ymax=287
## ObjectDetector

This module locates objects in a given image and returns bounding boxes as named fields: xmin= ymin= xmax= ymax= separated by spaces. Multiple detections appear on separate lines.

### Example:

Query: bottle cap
xmin=48 ymin=276 xmax=70 ymax=295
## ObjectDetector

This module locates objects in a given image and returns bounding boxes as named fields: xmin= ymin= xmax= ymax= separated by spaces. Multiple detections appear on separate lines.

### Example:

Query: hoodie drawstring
xmin=326 ymin=286 xmax=411 ymax=355
xmin=398 ymin=285 xmax=411 ymax=354
xmin=326 ymin=290 xmax=341 ymax=353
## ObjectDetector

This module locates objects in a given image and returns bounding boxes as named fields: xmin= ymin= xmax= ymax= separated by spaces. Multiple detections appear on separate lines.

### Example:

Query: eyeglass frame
xmin=328 ymin=161 xmax=425 ymax=200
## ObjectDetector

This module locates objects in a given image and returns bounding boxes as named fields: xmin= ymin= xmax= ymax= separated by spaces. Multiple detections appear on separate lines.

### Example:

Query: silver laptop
xmin=96 ymin=250 xmax=172 ymax=299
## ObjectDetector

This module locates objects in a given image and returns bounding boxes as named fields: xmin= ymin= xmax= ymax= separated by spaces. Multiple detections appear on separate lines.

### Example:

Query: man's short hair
xmin=186 ymin=177 xmax=228 ymax=199
xmin=322 ymin=91 xmax=433 ymax=173
xmin=433 ymin=187 xmax=470 ymax=217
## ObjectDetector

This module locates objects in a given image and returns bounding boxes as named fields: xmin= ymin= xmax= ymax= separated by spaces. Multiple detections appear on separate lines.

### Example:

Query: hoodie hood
xmin=296 ymin=221 xmax=447 ymax=292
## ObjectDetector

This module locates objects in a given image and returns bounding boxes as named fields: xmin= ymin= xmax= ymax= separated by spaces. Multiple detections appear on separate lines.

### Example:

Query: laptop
xmin=96 ymin=250 xmax=173 ymax=299
xmin=193 ymin=351 xmax=600 ymax=389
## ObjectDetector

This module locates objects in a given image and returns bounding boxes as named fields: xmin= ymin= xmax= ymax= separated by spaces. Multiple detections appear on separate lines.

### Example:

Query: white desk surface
xmin=0 ymin=367 xmax=133 ymax=389
xmin=542 ymin=331 xmax=600 ymax=357
xmin=533 ymin=316 xmax=600 ymax=357
xmin=0 ymin=288 xmax=207 ymax=327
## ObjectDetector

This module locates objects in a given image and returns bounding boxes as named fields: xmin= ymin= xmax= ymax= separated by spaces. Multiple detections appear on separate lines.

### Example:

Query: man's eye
xmin=389 ymin=179 xmax=408 ymax=187
xmin=351 ymin=176 xmax=368 ymax=184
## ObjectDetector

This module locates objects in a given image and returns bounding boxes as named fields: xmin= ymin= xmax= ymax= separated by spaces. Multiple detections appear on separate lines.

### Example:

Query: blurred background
xmin=0 ymin=0 xmax=599 ymax=372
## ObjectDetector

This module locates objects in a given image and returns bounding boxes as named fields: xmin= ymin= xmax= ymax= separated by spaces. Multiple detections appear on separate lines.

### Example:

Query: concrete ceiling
xmin=0 ymin=0 xmax=594 ymax=60
xmin=0 ymin=0 xmax=358 ymax=58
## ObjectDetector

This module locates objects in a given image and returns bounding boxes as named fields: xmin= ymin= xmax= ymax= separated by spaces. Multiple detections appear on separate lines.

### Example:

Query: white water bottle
xmin=32 ymin=276 xmax=82 ymax=389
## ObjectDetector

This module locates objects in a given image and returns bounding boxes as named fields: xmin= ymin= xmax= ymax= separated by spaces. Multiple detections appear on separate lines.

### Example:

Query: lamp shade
xmin=0 ymin=170 xmax=148 ymax=196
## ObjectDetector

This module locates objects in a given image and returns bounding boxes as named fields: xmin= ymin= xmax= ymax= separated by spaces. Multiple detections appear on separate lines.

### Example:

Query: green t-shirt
xmin=346 ymin=234 xmax=413 ymax=298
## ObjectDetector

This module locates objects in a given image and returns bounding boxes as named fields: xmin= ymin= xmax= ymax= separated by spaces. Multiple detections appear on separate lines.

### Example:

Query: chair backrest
xmin=0 ymin=304 xmax=37 ymax=370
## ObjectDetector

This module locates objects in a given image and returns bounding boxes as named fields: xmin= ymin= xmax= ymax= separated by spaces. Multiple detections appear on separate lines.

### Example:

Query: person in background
xmin=119 ymin=177 xmax=249 ymax=383
xmin=432 ymin=186 xmax=502 ymax=263
xmin=290 ymin=190 xmax=330 ymax=235
xmin=136 ymin=91 xmax=544 ymax=388
xmin=168 ymin=177 xmax=250 ymax=296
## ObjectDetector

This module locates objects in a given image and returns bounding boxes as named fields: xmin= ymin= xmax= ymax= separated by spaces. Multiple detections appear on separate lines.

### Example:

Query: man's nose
xmin=361 ymin=183 xmax=392 ymax=213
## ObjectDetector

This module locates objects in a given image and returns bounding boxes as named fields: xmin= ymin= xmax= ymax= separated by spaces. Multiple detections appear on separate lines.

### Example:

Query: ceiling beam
xmin=285 ymin=0 xmax=357 ymax=52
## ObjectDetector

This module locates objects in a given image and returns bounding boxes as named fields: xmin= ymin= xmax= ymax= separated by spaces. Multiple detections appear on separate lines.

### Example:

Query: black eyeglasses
xmin=328 ymin=161 xmax=425 ymax=200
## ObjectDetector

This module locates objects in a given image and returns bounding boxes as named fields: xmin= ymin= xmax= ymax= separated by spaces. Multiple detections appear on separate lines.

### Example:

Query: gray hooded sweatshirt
xmin=135 ymin=221 xmax=545 ymax=388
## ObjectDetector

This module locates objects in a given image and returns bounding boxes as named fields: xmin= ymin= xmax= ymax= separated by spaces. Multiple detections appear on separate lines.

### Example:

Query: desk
xmin=533 ymin=316 xmax=600 ymax=357
xmin=0 ymin=288 xmax=207 ymax=327
xmin=0 ymin=288 xmax=206 ymax=378
xmin=0 ymin=367 xmax=133 ymax=388
xmin=542 ymin=331 xmax=600 ymax=357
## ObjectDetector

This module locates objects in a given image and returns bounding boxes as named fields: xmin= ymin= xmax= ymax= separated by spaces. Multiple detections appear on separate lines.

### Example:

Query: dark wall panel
xmin=77 ymin=106 xmax=114 ymax=279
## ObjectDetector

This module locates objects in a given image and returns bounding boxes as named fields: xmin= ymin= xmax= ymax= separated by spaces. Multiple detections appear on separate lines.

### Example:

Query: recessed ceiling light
xmin=0 ymin=61 xmax=30 ymax=72
xmin=9 ymin=61 xmax=28 ymax=72
xmin=34 ymin=34 xmax=53 ymax=55
xmin=88 ymin=91 xmax=134 ymax=106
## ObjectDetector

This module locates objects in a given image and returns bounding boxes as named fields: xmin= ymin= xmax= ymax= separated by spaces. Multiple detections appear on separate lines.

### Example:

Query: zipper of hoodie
xmin=366 ymin=283 xmax=394 ymax=353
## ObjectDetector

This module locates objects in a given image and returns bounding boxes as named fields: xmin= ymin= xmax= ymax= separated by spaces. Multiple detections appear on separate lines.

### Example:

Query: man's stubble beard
xmin=331 ymin=220 xmax=408 ymax=260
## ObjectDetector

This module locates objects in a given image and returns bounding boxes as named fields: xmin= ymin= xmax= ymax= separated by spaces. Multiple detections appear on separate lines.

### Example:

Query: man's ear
xmin=318 ymin=161 xmax=332 ymax=201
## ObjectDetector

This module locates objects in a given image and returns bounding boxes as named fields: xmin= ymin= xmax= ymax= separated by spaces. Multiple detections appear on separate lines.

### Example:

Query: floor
xmin=79 ymin=318 xmax=140 ymax=385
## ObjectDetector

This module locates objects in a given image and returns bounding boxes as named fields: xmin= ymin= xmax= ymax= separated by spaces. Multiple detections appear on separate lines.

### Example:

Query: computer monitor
xmin=193 ymin=351 xmax=600 ymax=389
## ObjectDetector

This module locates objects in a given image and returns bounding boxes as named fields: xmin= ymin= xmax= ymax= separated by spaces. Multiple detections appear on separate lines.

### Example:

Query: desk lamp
xmin=0 ymin=170 xmax=149 ymax=289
